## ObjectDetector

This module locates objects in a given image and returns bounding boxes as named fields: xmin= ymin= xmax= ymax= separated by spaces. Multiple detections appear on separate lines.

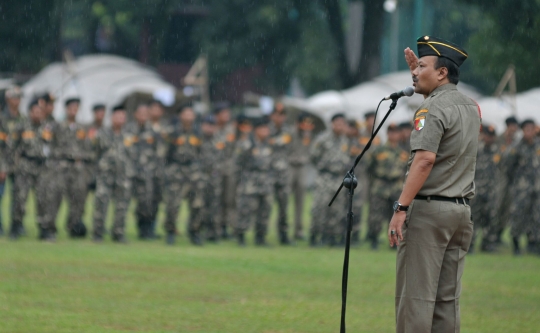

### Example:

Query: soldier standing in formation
xmin=125 ymin=103 xmax=160 ymax=240
xmin=164 ymin=105 xmax=204 ymax=245
xmin=470 ymin=125 xmax=500 ymax=253
xmin=49 ymin=98 xmax=92 ymax=238
xmin=213 ymin=102 xmax=237 ymax=239
xmin=199 ymin=115 xmax=223 ymax=242
xmin=495 ymin=116 xmax=520 ymax=244
xmin=235 ymin=116 xmax=274 ymax=246
xmin=1 ymin=87 xmax=25 ymax=235
xmin=345 ymin=119 xmax=363 ymax=245
xmin=92 ymin=106 xmax=135 ymax=243
xmin=10 ymin=101 xmax=52 ymax=240
xmin=148 ymin=100 xmax=168 ymax=238
xmin=505 ymin=119 xmax=540 ymax=255
xmin=309 ymin=113 xmax=349 ymax=247
xmin=366 ymin=123 xmax=408 ymax=250
xmin=289 ymin=113 xmax=314 ymax=240
xmin=269 ymin=105 xmax=293 ymax=245
xmin=87 ymin=104 xmax=106 ymax=192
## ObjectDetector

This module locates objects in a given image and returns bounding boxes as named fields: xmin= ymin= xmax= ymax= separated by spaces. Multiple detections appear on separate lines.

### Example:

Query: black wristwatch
xmin=393 ymin=201 xmax=409 ymax=213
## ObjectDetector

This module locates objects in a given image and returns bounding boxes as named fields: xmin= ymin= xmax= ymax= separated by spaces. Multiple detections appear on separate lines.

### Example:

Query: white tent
xmin=283 ymin=71 xmax=483 ymax=134
xmin=477 ymin=88 xmax=540 ymax=134
xmin=21 ymin=54 xmax=177 ymax=125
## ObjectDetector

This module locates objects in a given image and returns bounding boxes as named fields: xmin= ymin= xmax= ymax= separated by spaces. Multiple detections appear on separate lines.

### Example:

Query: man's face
xmin=347 ymin=125 xmax=359 ymax=138
xmin=522 ymin=124 xmax=536 ymax=142
xmin=66 ymin=102 xmax=79 ymax=120
xmin=6 ymin=96 xmax=21 ymax=110
xmin=254 ymin=125 xmax=270 ymax=140
xmin=507 ymin=123 xmax=519 ymax=136
xmin=135 ymin=105 xmax=149 ymax=125
xmin=112 ymin=111 xmax=127 ymax=128
xmin=179 ymin=108 xmax=195 ymax=125
xmin=483 ymin=133 xmax=496 ymax=145
xmin=29 ymin=105 xmax=43 ymax=123
xmin=216 ymin=109 xmax=231 ymax=124
xmin=401 ymin=128 xmax=412 ymax=141
xmin=364 ymin=116 xmax=375 ymax=130
xmin=94 ymin=109 xmax=105 ymax=124
xmin=270 ymin=112 xmax=286 ymax=127
xmin=332 ymin=118 xmax=346 ymax=135
xmin=201 ymin=122 xmax=216 ymax=136
xmin=387 ymin=130 xmax=401 ymax=144
xmin=412 ymin=56 xmax=441 ymax=96
xmin=238 ymin=122 xmax=252 ymax=134
xmin=149 ymin=103 xmax=164 ymax=121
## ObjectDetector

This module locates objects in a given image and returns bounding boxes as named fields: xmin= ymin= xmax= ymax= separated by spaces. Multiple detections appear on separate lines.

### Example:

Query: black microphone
xmin=384 ymin=86 xmax=415 ymax=100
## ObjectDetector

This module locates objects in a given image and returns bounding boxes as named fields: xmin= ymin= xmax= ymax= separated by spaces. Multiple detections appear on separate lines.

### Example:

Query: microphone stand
xmin=330 ymin=98 xmax=399 ymax=333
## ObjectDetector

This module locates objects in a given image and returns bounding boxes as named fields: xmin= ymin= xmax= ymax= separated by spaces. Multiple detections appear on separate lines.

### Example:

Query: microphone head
xmin=403 ymin=86 xmax=415 ymax=97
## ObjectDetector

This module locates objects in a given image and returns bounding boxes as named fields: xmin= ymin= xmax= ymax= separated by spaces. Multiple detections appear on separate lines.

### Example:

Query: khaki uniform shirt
xmin=407 ymin=83 xmax=481 ymax=199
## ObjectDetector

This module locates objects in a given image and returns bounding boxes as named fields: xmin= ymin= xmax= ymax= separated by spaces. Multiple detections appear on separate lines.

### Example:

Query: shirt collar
xmin=428 ymin=83 xmax=457 ymax=98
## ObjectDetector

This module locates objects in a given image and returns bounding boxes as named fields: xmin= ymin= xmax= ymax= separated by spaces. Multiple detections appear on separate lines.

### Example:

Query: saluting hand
xmin=404 ymin=47 xmax=419 ymax=73
xmin=388 ymin=211 xmax=406 ymax=247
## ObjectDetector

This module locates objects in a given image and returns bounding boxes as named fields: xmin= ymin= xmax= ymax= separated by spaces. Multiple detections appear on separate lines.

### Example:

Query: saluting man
xmin=389 ymin=36 xmax=480 ymax=332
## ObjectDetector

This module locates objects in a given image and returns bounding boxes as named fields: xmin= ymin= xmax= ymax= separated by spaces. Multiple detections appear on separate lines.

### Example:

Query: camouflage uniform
xmin=0 ymin=112 xmax=25 ymax=235
xmin=10 ymin=119 xmax=53 ymax=237
xmin=125 ymin=121 xmax=159 ymax=238
xmin=495 ymin=133 xmax=519 ymax=240
xmin=92 ymin=128 xmax=136 ymax=240
xmin=39 ymin=116 xmax=61 ymax=234
xmin=505 ymin=139 xmax=540 ymax=246
xmin=49 ymin=121 xmax=93 ymax=235
xmin=86 ymin=121 xmax=103 ymax=191
xmin=269 ymin=123 xmax=294 ymax=243
xmin=470 ymin=141 xmax=501 ymax=251
xmin=215 ymin=123 xmax=237 ymax=237
xmin=309 ymin=131 xmax=350 ymax=245
xmin=289 ymin=129 xmax=312 ymax=239
xmin=235 ymin=138 xmax=275 ymax=244
xmin=0 ymin=120 xmax=8 ymax=234
xmin=365 ymin=143 xmax=408 ymax=248
xmin=200 ymin=132 xmax=225 ymax=240
xmin=150 ymin=120 xmax=169 ymax=233
xmin=164 ymin=126 xmax=204 ymax=242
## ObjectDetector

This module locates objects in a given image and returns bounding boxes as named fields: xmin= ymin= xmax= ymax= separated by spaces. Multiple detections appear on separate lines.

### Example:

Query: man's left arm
xmin=388 ymin=150 xmax=436 ymax=246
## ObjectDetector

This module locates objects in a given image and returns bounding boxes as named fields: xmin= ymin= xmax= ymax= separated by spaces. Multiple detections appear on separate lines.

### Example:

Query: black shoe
xmin=513 ymin=237 xmax=521 ymax=256
xmin=189 ymin=231 xmax=203 ymax=246
xmin=309 ymin=234 xmax=319 ymax=247
xmin=166 ymin=233 xmax=175 ymax=245
xmin=221 ymin=226 xmax=230 ymax=240
xmin=279 ymin=232 xmax=291 ymax=246
xmin=237 ymin=233 xmax=246 ymax=247
xmin=255 ymin=235 xmax=269 ymax=247
xmin=112 ymin=234 xmax=127 ymax=244
xmin=351 ymin=231 xmax=360 ymax=247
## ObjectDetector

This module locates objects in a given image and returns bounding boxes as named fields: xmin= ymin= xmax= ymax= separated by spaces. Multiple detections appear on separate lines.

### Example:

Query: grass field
xmin=1 ymin=188 xmax=540 ymax=333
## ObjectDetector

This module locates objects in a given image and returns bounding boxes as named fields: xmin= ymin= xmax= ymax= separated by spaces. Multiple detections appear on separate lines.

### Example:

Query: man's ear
xmin=437 ymin=66 xmax=449 ymax=82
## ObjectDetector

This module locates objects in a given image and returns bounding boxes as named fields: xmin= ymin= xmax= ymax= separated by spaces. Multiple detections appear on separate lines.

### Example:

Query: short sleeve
xmin=410 ymin=110 xmax=444 ymax=153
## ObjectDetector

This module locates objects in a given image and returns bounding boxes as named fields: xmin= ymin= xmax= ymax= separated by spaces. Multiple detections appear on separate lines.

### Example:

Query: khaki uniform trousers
xmin=396 ymin=199 xmax=473 ymax=333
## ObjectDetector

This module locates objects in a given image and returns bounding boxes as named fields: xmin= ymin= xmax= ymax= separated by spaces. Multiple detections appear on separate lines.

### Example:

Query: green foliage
xmin=0 ymin=0 xmax=58 ymax=73
xmin=458 ymin=0 xmax=540 ymax=92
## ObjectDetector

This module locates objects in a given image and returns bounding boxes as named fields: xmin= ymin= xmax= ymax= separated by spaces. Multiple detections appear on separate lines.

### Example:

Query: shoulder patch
xmin=414 ymin=117 xmax=425 ymax=131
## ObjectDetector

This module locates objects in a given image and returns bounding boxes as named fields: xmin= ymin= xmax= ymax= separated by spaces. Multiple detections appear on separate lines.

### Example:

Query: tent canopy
xmin=21 ymin=54 xmax=178 ymax=125
xmin=283 ymin=71 xmax=483 ymax=135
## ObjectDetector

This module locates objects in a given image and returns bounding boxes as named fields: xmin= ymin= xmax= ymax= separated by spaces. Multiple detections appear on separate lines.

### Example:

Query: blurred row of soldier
xmin=0 ymin=86 xmax=415 ymax=248
xmin=2 ymin=85 xmax=537 ymax=254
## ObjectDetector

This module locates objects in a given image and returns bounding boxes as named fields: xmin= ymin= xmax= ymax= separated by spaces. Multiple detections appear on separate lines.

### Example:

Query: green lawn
xmin=0 ymin=188 xmax=539 ymax=333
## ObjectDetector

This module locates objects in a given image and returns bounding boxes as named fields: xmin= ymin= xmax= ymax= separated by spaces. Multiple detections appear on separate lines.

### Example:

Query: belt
xmin=415 ymin=195 xmax=469 ymax=205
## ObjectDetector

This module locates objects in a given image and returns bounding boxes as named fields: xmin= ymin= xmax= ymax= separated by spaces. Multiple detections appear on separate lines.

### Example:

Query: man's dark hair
xmin=435 ymin=57 xmax=460 ymax=85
